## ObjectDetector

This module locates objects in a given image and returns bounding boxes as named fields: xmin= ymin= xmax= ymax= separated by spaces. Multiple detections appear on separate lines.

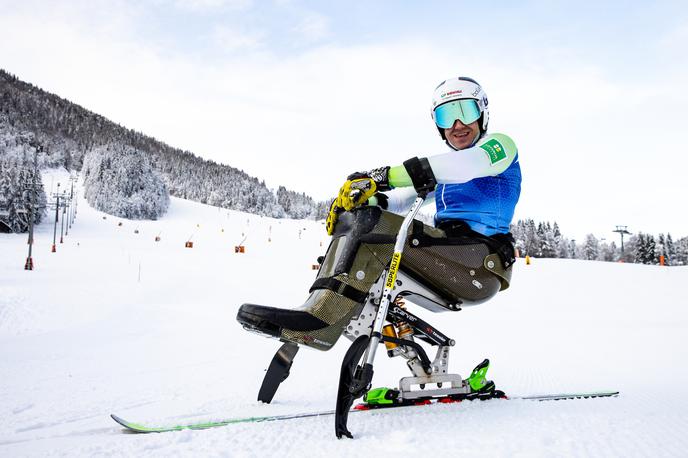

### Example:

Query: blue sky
xmin=114 ymin=1 xmax=684 ymax=67
xmin=1 ymin=0 xmax=687 ymax=240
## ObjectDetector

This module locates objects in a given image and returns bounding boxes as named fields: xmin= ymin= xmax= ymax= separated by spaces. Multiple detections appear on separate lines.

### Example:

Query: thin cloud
xmin=659 ymin=21 xmax=688 ymax=47
xmin=173 ymin=0 xmax=253 ymax=12
xmin=292 ymin=12 xmax=330 ymax=43
xmin=212 ymin=25 xmax=264 ymax=52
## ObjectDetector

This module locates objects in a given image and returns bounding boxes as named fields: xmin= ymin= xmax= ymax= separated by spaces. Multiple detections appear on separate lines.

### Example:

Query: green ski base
xmin=111 ymin=390 xmax=619 ymax=434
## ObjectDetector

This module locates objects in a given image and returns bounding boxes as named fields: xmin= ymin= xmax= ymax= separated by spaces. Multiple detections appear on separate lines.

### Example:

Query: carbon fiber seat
xmin=236 ymin=206 xmax=513 ymax=351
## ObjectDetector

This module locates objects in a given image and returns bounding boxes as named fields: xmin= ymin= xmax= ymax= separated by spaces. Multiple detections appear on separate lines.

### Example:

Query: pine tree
xmin=511 ymin=220 xmax=526 ymax=257
xmin=634 ymin=233 xmax=647 ymax=264
xmin=622 ymin=234 xmax=639 ymax=263
xmin=676 ymin=237 xmax=688 ymax=266
xmin=646 ymin=235 xmax=657 ymax=265
xmin=557 ymin=238 xmax=571 ymax=258
xmin=552 ymin=222 xmax=566 ymax=258
xmin=539 ymin=222 xmax=556 ymax=258
xmin=536 ymin=222 xmax=545 ymax=257
xmin=524 ymin=219 xmax=539 ymax=256
xmin=666 ymin=234 xmax=676 ymax=266
xmin=583 ymin=234 xmax=600 ymax=260
xmin=657 ymin=234 xmax=666 ymax=264
xmin=569 ymin=239 xmax=578 ymax=259
xmin=598 ymin=240 xmax=618 ymax=262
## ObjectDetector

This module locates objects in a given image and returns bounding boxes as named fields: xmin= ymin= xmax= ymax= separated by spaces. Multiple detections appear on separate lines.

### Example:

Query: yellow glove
xmin=325 ymin=179 xmax=377 ymax=236
xmin=326 ymin=198 xmax=342 ymax=236
xmin=326 ymin=169 xmax=389 ymax=235
xmin=337 ymin=177 xmax=377 ymax=211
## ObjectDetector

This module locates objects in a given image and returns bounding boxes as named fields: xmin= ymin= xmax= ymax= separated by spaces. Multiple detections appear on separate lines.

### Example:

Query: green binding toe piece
xmin=467 ymin=359 xmax=491 ymax=391
xmin=364 ymin=387 xmax=395 ymax=405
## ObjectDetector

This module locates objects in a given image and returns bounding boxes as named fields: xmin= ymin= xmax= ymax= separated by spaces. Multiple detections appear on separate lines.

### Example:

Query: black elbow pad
xmin=402 ymin=157 xmax=437 ymax=196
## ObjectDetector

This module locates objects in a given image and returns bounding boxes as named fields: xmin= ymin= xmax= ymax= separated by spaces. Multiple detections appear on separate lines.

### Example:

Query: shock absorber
xmin=382 ymin=321 xmax=416 ymax=358
xmin=396 ymin=321 xmax=414 ymax=339
xmin=396 ymin=321 xmax=420 ymax=362
xmin=382 ymin=324 xmax=398 ymax=356
xmin=391 ymin=306 xmax=429 ymax=376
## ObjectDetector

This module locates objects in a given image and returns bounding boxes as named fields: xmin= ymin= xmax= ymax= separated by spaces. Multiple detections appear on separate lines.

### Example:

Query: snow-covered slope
xmin=1 ymin=170 xmax=687 ymax=457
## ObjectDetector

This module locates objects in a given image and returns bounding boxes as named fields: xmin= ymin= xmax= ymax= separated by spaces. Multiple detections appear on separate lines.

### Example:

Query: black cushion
xmin=237 ymin=303 xmax=329 ymax=334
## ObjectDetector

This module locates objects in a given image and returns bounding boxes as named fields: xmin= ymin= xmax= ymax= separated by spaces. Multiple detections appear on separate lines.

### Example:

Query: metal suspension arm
xmin=363 ymin=195 xmax=425 ymax=367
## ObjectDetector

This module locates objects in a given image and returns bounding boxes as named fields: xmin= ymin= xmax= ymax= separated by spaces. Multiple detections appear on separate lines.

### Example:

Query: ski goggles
xmin=433 ymin=99 xmax=481 ymax=129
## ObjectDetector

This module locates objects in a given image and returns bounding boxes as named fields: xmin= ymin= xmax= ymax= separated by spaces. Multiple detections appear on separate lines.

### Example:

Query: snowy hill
xmin=1 ymin=170 xmax=687 ymax=457
xmin=0 ymin=69 xmax=328 ymax=220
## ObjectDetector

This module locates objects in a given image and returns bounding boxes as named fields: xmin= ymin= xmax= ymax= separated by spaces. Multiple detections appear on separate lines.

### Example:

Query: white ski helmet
xmin=431 ymin=76 xmax=489 ymax=144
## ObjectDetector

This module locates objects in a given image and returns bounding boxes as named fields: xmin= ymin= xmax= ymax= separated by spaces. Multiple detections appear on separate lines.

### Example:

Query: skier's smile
xmin=445 ymin=119 xmax=480 ymax=150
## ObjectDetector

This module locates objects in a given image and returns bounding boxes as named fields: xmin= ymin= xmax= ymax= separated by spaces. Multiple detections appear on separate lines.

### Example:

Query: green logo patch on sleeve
xmin=480 ymin=139 xmax=507 ymax=166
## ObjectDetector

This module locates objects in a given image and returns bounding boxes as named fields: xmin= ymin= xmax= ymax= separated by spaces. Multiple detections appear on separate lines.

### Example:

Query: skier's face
xmin=444 ymin=119 xmax=480 ymax=150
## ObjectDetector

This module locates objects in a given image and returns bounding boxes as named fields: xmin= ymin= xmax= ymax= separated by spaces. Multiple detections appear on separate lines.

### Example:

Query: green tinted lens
xmin=434 ymin=99 xmax=481 ymax=129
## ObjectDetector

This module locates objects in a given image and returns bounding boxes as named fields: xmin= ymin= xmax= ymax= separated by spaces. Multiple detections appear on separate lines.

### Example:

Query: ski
xmin=110 ymin=410 xmax=338 ymax=433
xmin=111 ymin=390 xmax=619 ymax=433
xmin=514 ymin=391 xmax=620 ymax=401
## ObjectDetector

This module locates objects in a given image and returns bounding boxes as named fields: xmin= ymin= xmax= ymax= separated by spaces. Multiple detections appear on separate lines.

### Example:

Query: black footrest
xmin=237 ymin=303 xmax=329 ymax=336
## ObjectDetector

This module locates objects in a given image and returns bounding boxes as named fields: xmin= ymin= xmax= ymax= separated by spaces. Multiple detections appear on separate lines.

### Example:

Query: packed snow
xmin=1 ymin=169 xmax=687 ymax=457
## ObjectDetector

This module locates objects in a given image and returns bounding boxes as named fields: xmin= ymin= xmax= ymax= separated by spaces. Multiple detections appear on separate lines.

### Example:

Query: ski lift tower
xmin=613 ymin=225 xmax=631 ymax=254
xmin=67 ymin=172 xmax=78 ymax=230
xmin=51 ymin=183 xmax=61 ymax=252
xmin=24 ymin=142 xmax=42 ymax=270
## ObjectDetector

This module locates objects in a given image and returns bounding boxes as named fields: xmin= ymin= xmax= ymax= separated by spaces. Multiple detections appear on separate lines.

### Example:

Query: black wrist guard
xmin=402 ymin=157 xmax=436 ymax=196
xmin=367 ymin=166 xmax=391 ymax=191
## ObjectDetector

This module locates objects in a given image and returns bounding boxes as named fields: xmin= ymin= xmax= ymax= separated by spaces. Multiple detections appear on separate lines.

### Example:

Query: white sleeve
xmin=427 ymin=133 xmax=517 ymax=184
xmin=384 ymin=187 xmax=436 ymax=222
xmin=384 ymin=187 xmax=418 ymax=215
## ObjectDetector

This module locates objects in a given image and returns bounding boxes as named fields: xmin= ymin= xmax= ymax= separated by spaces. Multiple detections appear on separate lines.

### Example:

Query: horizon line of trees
xmin=511 ymin=219 xmax=688 ymax=266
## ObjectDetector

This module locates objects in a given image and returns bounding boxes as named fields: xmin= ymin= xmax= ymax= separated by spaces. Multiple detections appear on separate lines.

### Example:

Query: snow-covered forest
xmin=0 ymin=118 xmax=46 ymax=233
xmin=81 ymin=144 xmax=169 ymax=219
xmin=0 ymin=69 xmax=328 ymax=224
xmin=512 ymin=219 xmax=688 ymax=266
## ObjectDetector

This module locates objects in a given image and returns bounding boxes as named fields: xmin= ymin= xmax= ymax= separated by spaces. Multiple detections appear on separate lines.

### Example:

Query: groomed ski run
xmin=2 ymin=171 xmax=687 ymax=457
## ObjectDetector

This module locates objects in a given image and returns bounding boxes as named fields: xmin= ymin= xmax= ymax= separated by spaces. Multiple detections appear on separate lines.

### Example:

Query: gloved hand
xmin=337 ymin=176 xmax=377 ymax=211
xmin=325 ymin=167 xmax=391 ymax=236
xmin=326 ymin=191 xmax=390 ymax=235
xmin=339 ymin=167 xmax=391 ymax=210
xmin=325 ymin=198 xmax=342 ymax=236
